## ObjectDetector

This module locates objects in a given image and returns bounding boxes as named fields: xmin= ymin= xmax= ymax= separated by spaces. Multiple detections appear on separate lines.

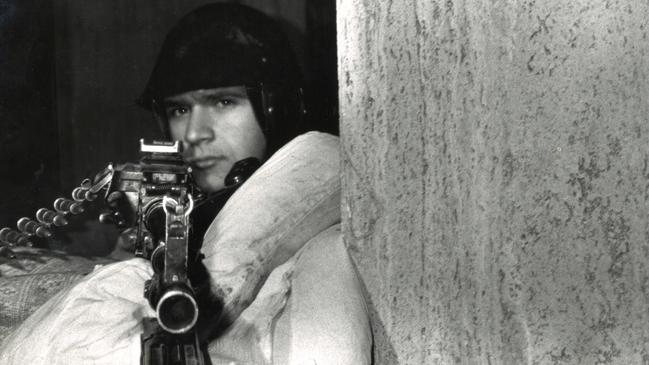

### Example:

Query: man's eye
xmin=166 ymin=107 xmax=188 ymax=118
xmin=215 ymin=98 xmax=235 ymax=107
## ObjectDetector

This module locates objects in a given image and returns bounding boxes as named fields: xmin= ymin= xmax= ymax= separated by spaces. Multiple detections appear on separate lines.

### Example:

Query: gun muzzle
xmin=156 ymin=284 xmax=199 ymax=334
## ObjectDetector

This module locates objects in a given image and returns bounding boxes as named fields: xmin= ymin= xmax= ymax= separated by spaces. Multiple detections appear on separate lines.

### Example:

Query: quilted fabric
xmin=0 ymin=248 xmax=114 ymax=344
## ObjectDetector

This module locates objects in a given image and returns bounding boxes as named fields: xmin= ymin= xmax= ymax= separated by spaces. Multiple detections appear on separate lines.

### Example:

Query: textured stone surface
xmin=338 ymin=0 xmax=649 ymax=364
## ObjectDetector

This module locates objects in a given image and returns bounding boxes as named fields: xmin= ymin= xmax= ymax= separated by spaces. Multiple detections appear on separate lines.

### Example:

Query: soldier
xmin=1 ymin=3 xmax=370 ymax=364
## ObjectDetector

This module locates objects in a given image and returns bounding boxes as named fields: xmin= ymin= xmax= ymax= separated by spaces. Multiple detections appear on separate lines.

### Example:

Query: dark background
xmin=0 ymin=0 xmax=337 ymax=244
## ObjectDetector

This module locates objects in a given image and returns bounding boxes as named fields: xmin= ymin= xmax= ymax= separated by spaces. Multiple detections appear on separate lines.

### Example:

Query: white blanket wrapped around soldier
xmin=0 ymin=132 xmax=371 ymax=365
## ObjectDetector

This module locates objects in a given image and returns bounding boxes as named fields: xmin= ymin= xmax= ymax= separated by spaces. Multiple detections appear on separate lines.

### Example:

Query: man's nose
xmin=184 ymin=107 xmax=215 ymax=145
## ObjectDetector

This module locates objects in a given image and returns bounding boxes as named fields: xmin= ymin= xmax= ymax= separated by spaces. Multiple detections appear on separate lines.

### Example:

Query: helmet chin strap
xmin=188 ymin=157 xmax=262 ymax=252
xmin=193 ymin=157 xmax=262 ymax=209
xmin=224 ymin=157 xmax=262 ymax=187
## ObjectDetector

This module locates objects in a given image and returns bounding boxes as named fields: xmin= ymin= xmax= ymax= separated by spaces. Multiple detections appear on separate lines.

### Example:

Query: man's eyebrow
xmin=199 ymin=89 xmax=248 ymax=102
xmin=162 ymin=87 xmax=248 ymax=105
xmin=160 ymin=99 xmax=186 ymax=108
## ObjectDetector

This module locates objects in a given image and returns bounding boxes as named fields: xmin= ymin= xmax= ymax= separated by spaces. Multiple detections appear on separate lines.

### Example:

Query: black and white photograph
xmin=0 ymin=1 xmax=648 ymax=364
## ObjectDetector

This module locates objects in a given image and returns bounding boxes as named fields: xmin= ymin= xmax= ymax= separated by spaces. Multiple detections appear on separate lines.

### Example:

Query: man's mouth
xmin=187 ymin=157 xmax=222 ymax=170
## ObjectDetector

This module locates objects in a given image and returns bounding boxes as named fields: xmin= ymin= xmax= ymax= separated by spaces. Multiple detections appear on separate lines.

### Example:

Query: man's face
xmin=162 ymin=86 xmax=266 ymax=192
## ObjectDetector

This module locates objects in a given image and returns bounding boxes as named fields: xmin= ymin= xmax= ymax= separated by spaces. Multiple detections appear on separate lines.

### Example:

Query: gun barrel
xmin=156 ymin=284 xmax=199 ymax=334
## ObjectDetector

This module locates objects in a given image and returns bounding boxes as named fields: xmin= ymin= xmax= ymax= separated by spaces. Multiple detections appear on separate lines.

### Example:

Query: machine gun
xmin=0 ymin=139 xmax=260 ymax=365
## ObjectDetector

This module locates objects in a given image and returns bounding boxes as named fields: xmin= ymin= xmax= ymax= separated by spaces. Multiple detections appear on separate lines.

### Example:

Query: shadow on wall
xmin=367 ymin=297 xmax=399 ymax=364
xmin=352 ymin=260 xmax=399 ymax=364
xmin=0 ymin=0 xmax=59 ymax=228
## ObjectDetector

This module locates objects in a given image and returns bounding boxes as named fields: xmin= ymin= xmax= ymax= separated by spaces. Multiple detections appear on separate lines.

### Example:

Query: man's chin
xmin=193 ymin=172 xmax=227 ymax=193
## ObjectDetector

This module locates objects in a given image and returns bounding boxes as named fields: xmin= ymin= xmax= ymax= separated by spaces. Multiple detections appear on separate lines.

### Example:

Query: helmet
xmin=138 ymin=3 xmax=306 ymax=154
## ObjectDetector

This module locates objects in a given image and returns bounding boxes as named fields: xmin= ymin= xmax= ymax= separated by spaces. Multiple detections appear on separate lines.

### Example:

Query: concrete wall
xmin=337 ymin=0 xmax=649 ymax=364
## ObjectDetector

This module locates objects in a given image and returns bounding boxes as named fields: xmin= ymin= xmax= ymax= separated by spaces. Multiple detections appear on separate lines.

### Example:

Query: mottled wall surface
xmin=338 ymin=1 xmax=649 ymax=364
